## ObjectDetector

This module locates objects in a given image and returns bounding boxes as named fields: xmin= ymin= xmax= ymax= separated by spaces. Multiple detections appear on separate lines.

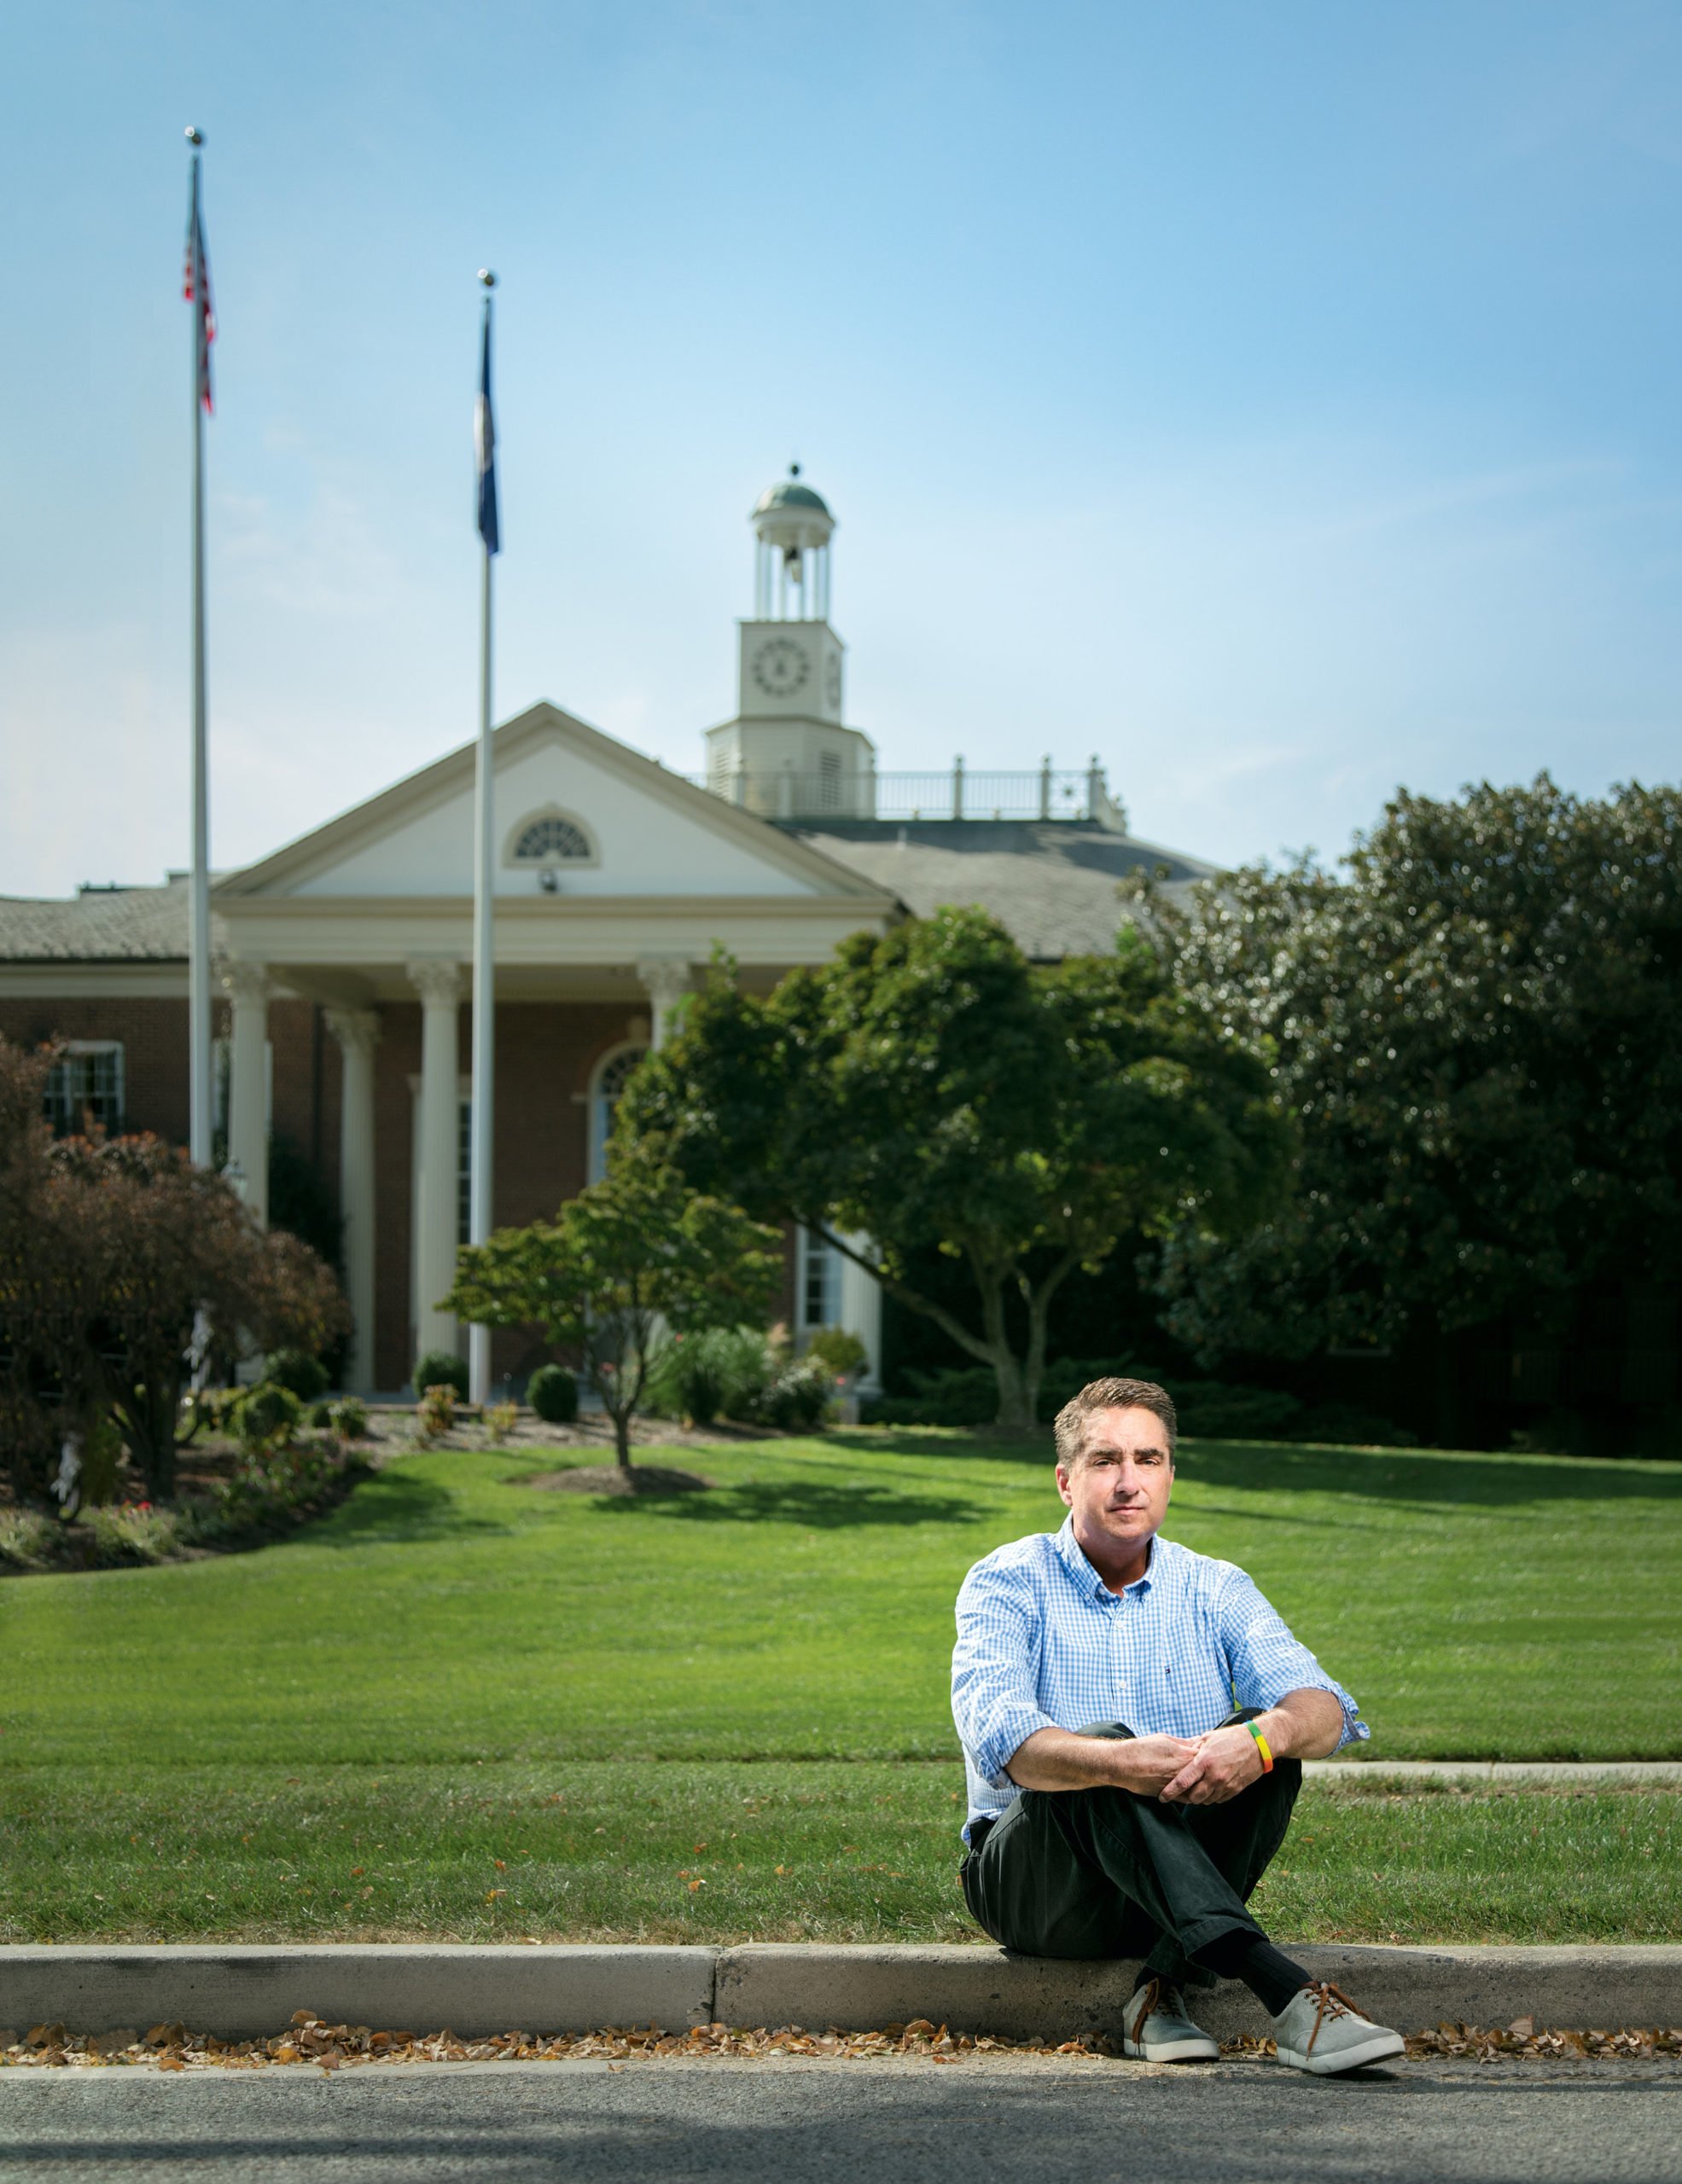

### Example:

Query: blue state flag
xmin=474 ymin=308 xmax=500 ymax=555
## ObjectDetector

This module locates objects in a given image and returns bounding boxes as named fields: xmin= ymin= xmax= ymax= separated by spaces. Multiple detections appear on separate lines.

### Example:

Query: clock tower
xmin=705 ymin=468 xmax=876 ymax=818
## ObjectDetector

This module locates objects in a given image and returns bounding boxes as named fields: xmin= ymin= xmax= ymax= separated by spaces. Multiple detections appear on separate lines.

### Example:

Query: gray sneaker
xmin=1270 ymin=1982 xmax=1406 ymax=2075
xmin=1120 ymin=1977 xmax=1219 ymax=2063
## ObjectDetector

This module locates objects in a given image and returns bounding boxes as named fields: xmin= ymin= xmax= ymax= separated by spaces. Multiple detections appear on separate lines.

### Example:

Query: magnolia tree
xmin=445 ymin=1155 xmax=783 ymax=1470
xmin=0 ymin=1038 xmax=349 ymax=1502
xmin=1128 ymin=775 xmax=1682 ymax=1422
xmin=618 ymin=908 xmax=1294 ymax=1432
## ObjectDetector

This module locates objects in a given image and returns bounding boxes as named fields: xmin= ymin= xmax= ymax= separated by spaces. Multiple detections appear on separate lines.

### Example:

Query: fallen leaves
xmin=0 ymin=2014 xmax=1676 ymax=2073
xmin=1408 ymin=2019 xmax=1679 ymax=2062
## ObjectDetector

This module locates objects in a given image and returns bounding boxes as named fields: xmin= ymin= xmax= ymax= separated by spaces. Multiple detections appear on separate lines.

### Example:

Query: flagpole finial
xmin=478 ymin=268 xmax=497 ymax=289
xmin=185 ymin=125 xmax=204 ymax=146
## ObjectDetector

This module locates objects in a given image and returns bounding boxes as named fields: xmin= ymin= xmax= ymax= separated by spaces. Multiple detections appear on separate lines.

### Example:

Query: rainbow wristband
xmin=1246 ymin=1722 xmax=1275 ymax=1773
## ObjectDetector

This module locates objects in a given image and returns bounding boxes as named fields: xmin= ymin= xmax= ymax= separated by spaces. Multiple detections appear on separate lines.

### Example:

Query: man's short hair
xmin=1054 ymin=1377 xmax=1178 ymax=1467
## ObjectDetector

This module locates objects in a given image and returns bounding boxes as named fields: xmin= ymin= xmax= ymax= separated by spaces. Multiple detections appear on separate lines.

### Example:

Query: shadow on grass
xmin=846 ymin=1426 xmax=1682 ymax=1510
xmin=1178 ymin=1439 xmax=1682 ymax=1510
xmin=307 ymin=1467 xmax=515 ymax=1547
xmin=841 ymin=1429 xmax=1051 ymax=1467
xmin=593 ymin=1478 xmax=971 ymax=1529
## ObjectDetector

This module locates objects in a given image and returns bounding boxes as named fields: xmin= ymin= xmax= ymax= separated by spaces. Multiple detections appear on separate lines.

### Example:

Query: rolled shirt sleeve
xmin=952 ymin=1560 xmax=1061 ymax=1789
xmin=1215 ymin=1566 xmax=1370 ymax=1750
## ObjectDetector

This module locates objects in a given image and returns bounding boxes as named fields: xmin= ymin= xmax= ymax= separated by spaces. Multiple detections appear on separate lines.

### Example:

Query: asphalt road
xmin=1 ymin=2056 xmax=1679 ymax=2184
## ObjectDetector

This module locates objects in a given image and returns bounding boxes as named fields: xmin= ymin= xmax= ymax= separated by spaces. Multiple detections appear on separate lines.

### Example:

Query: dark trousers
xmin=961 ymin=1715 xmax=1301 ymax=1987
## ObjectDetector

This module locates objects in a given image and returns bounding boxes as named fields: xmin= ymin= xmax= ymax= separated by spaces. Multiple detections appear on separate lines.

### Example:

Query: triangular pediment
xmin=215 ymin=704 xmax=893 ymax=905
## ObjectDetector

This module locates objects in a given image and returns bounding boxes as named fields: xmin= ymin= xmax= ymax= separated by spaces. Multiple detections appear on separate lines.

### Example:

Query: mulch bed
xmin=516 ymin=1465 xmax=713 ymax=1496
xmin=4 ymin=2013 xmax=1679 ymax=2071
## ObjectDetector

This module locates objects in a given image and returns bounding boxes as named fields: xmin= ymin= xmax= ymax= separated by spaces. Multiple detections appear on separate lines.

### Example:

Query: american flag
xmin=183 ymin=157 xmax=215 ymax=415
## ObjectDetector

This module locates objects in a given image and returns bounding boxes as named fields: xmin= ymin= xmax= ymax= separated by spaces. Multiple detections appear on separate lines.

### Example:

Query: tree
xmin=0 ymin=1037 xmax=350 ymax=1503
xmin=443 ymin=1155 xmax=783 ymax=1470
xmin=47 ymin=1134 xmax=350 ymax=1500
xmin=1136 ymin=777 xmax=1682 ymax=1413
xmin=0 ymin=1041 xmax=98 ymax=1501
xmin=617 ymin=909 xmax=1293 ymax=1430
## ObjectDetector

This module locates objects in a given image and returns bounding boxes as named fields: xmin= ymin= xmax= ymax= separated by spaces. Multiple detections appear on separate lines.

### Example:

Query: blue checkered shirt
xmin=952 ymin=1519 xmax=1368 ymax=1842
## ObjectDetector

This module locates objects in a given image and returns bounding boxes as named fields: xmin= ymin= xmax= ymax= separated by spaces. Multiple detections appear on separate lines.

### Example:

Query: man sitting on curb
xmin=952 ymin=1374 xmax=1405 ymax=2076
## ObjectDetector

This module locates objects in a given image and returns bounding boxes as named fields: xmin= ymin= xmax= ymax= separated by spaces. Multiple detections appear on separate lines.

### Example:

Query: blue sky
xmin=3 ymin=1 xmax=1680 ymax=897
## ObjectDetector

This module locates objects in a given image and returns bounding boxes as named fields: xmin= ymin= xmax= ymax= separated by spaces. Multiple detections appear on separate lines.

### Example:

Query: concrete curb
xmin=4 ymin=1944 xmax=1679 ymax=2043
xmin=0 ymin=1947 xmax=715 ymax=2044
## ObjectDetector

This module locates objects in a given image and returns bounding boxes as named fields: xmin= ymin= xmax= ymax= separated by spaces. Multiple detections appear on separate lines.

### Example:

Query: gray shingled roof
xmin=790 ymin=820 xmax=1215 ymax=959
xmin=0 ymin=880 xmax=196 ymax=961
xmin=0 ymin=823 xmax=1214 ymax=965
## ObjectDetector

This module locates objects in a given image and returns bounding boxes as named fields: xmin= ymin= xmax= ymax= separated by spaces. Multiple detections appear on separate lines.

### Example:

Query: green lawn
xmin=3 ymin=1430 xmax=1679 ymax=1945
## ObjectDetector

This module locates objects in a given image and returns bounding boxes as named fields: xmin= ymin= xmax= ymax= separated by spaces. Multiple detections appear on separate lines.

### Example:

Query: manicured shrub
xmin=486 ymin=1400 xmax=520 ymax=1443
xmin=199 ymin=1434 xmax=359 ymax=1543
xmin=860 ymin=1365 xmax=998 ymax=1428
xmin=329 ymin=1397 xmax=369 ymax=1441
xmin=646 ymin=1327 xmax=775 ymax=1426
xmin=84 ymin=1502 xmax=183 ymax=1566
xmin=805 ymin=1327 xmax=870 ymax=1380
xmin=757 ymin=1356 xmax=835 ymax=1432
xmin=411 ymin=1350 xmax=469 ymax=1401
xmin=185 ymin=1386 xmax=242 ymax=1434
xmin=416 ymin=1384 xmax=457 ymax=1442
xmin=265 ymin=1348 xmax=330 ymax=1403
xmin=0 ymin=1509 xmax=54 ymax=1569
xmin=527 ymin=1364 xmax=578 ymax=1426
xmin=236 ymin=1381 xmax=304 ymax=1453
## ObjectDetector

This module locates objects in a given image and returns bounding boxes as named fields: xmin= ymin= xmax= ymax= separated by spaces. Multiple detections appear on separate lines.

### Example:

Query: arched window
xmin=504 ymin=808 xmax=597 ymax=878
xmin=587 ymin=1043 xmax=648 ymax=1182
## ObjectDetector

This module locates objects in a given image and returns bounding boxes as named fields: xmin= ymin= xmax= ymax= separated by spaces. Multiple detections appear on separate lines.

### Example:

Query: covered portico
xmin=212 ymin=703 xmax=899 ymax=1393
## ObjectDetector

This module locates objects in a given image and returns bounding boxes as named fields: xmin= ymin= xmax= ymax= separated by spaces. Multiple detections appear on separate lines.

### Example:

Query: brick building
xmin=1 ymin=475 xmax=1211 ymax=1394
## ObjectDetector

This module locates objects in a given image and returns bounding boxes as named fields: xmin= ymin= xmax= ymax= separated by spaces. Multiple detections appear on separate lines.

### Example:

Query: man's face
xmin=1056 ymin=1404 xmax=1174 ymax=1563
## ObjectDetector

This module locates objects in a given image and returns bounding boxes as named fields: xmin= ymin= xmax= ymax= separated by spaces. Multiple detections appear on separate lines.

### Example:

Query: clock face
xmin=824 ymin=655 xmax=842 ymax=712
xmin=751 ymin=636 xmax=810 ymax=698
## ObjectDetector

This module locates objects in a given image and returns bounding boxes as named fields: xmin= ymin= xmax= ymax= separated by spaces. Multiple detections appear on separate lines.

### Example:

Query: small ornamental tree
xmin=618 ymin=909 xmax=1293 ymax=1431
xmin=48 ymin=1133 xmax=350 ymax=1500
xmin=0 ymin=1037 xmax=350 ymax=1502
xmin=444 ymin=1154 xmax=783 ymax=1470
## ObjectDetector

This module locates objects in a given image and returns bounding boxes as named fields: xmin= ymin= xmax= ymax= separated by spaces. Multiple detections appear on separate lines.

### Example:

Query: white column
xmin=407 ymin=959 xmax=463 ymax=1363
xmin=637 ymin=957 xmax=693 ymax=1052
xmin=222 ymin=962 xmax=271 ymax=1228
xmin=326 ymin=1008 xmax=381 ymax=1394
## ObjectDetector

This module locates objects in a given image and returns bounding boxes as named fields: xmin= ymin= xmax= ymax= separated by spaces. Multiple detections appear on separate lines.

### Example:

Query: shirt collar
xmin=1056 ymin=1514 xmax=1159 ymax=1600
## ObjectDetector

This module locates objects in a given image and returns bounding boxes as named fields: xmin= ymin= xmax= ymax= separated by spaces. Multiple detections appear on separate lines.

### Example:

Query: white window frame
xmin=44 ymin=1040 xmax=125 ymax=1136
xmin=797 ymin=1223 xmax=844 ymax=1330
xmin=586 ymin=1041 xmax=649 ymax=1184
xmin=503 ymin=806 xmax=599 ymax=872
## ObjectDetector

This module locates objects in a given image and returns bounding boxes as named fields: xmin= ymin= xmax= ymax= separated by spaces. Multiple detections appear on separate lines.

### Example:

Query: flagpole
xmin=468 ymin=271 xmax=498 ymax=1408
xmin=185 ymin=127 xmax=213 ymax=1170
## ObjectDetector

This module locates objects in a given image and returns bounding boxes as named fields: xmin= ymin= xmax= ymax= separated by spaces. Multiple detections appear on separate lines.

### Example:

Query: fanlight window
xmin=513 ymin=815 xmax=591 ymax=863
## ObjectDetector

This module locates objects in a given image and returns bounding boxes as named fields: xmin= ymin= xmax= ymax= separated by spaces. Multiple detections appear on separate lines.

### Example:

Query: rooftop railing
xmin=687 ymin=760 xmax=1128 ymax=833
